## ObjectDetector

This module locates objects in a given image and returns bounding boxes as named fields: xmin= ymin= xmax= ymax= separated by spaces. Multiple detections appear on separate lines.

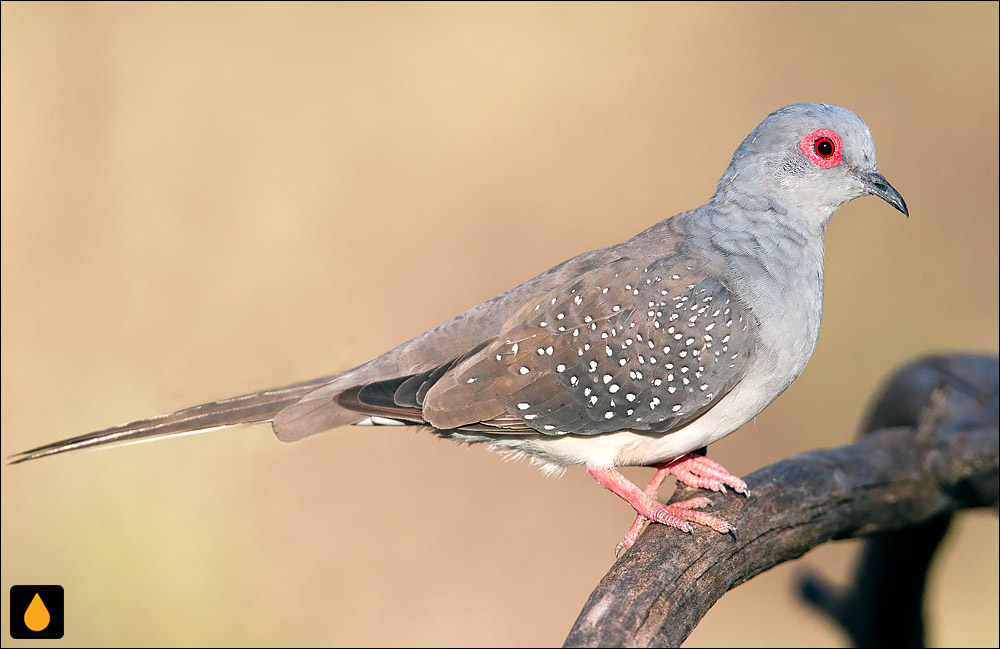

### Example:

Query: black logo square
xmin=9 ymin=585 xmax=64 ymax=639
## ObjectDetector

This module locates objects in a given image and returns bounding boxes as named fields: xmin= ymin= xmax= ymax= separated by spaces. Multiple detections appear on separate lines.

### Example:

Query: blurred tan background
xmin=2 ymin=3 xmax=997 ymax=647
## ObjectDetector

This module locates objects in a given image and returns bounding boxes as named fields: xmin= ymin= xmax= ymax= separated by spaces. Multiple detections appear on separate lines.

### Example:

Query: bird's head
xmin=714 ymin=103 xmax=907 ymax=228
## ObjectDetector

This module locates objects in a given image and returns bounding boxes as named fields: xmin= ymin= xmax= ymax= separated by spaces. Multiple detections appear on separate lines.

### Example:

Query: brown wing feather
xmin=423 ymin=256 xmax=757 ymax=436
xmin=330 ymin=255 xmax=756 ymax=439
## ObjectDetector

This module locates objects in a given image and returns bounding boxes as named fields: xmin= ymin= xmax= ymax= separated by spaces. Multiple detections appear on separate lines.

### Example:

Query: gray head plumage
xmin=712 ymin=103 xmax=907 ymax=228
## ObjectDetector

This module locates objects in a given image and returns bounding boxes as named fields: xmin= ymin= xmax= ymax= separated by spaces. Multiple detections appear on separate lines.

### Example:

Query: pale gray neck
xmin=702 ymin=201 xmax=826 ymax=286
xmin=677 ymin=193 xmax=829 ymax=356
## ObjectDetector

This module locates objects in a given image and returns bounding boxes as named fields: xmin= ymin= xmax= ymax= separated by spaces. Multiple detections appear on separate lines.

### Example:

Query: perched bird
xmin=10 ymin=103 xmax=907 ymax=552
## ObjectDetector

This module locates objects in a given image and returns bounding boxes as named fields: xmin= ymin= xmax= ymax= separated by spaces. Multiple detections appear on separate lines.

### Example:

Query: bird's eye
xmin=814 ymin=137 xmax=835 ymax=158
xmin=799 ymin=129 xmax=843 ymax=169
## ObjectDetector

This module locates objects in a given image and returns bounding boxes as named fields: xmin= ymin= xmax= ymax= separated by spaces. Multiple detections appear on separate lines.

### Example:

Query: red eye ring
xmin=799 ymin=129 xmax=843 ymax=169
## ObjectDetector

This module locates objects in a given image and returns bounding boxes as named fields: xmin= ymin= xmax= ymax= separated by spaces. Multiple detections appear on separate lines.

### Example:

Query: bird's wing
xmin=325 ymin=255 xmax=758 ymax=437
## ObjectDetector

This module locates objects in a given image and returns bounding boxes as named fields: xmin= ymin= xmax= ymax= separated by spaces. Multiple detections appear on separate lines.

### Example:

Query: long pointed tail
xmin=7 ymin=376 xmax=335 ymax=465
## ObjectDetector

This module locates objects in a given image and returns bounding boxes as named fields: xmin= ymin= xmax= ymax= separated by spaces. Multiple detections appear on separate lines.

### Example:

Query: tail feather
xmin=7 ymin=376 xmax=335 ymax=465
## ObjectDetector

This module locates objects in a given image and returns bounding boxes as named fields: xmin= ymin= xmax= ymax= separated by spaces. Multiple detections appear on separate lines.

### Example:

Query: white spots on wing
xmin=625 ymin=393 xmax=635 ymax=401
xmin=517 ymin=403 xmax=530 ymax=410
xmin=466 ymin=377 xmax=478 ymax=384
xmin=671 ymin=404 xmax=682 ymax=412
xmin=556 ymin=364 xmax=566 ymax=372
xmin=604 ymin=411 xmax=615 ymax=419
xmin=609 ymin=383 xmax=620 ymax=393
xmin=519 ymin=366 xmax=530 ymax=375
xmin=650 ymin=396 xmax=661 ymax=409
xmin=603 ymin=374 xmax=613 ymax=384
xmin=524 ymin=413 xmax=537 ymax=420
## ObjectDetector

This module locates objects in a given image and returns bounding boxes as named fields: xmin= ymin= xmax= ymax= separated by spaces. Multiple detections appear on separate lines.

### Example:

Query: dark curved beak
xmin=856 ymin=169 xmax=908 ymax=218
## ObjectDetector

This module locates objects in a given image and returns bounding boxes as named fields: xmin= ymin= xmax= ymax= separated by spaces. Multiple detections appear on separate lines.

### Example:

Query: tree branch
xmin=564 ymin=354 xmax=999 ymax=648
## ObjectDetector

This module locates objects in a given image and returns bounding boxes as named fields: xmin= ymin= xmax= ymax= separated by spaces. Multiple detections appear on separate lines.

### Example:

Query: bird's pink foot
xmin=588 ymin=465 xmax=738 ymax=556
xmin=616 ymin=495 xmax=719 ymax=556
xmin=666 ymin=453 xmax=750 ymax=496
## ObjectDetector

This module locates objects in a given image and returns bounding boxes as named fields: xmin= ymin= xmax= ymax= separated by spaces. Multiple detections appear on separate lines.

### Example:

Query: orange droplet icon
xmin=24 ymin=592 xmax=51 ymax=632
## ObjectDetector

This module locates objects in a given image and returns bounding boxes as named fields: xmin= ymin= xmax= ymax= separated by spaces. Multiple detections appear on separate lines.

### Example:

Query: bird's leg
xmin=588 ymin=465 xmax=734 ymax=555
xmin=617 ymin=464 xmax=677 ymax=553
xmin=614 ymin=454 xmax=749 ymax=554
